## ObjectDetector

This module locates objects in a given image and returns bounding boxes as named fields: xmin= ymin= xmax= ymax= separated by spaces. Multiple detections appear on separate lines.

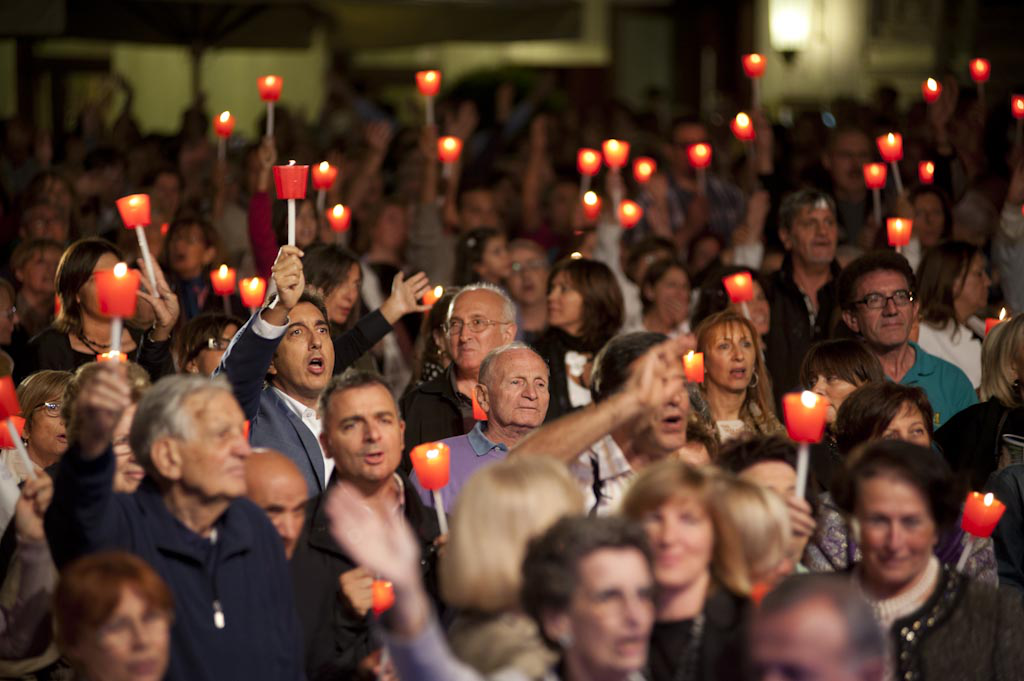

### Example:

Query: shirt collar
xmin=467 ymin=421 xmax=508 ymax=456
xmin=272 ymin=387 xmax=319 ymax=420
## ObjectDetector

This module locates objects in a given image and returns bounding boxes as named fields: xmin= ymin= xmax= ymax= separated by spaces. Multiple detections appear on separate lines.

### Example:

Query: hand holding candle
xmin=782 ymin=391 xmax=829 ymax=498
xmin=683 ymin=351 xmax=704 ymax=383
xmin=722 ymin=270 xmax=754 ymax=319
xmin=415 ymin=70 xmax=441 ymax=125
xmin=311 ymin=161 xmax=339 ymax=213
xmin=617 ymin=200 xmax=643 ymax=229
xmin=258 ymin=75 xmax=283 ymax=137
xmin=326 ymin=204 xmax=351 ymax=233
xmin=921 ymin=78 xmax=942 ymax=104
xmin=577 ymin=148 xmax=602 ymax=196
xmin=0 ymin=377 xmax=35 ymax=480
xmin=115 ymin=194 xmax=159 ymax=298
xmin=581 ymin=191 xmax=602 ymax=223
xmin=213 ymin=111 xmax=235 ymax=160
xmin=372 ymin=579 xmax=395 ymax=616
xmin=409 ymin=442 xmax=451 ymax=534
xmin=956 ymin=491 xmax=1007 ymax=571
xmin=687 ymin=143 xmax=712 ymax=194
xmin=438 ymin=136 xmax=463 ymax=179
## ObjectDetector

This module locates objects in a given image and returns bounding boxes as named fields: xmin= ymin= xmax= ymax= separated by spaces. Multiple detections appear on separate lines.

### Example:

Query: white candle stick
xmin=134 ymin=228 xmax=159 ymax=298
xmin=266 ymin=102 xmax=275 ymax=138
xmin=431 ymin=489 xmax=448 ymax=535
xmin=955 ymin=535 xmax=977 ymax=572
xmin=696 ymin=167 xmax=707 ymax=195
xmin=751 ymin=79 xmax=761 ymax=112
xmin=218 ymin=137 xmax=226 ymax=162
xmin=425 ymin=97 xmax=435 ymax=127
xmin=316 ymin=189 xmax=326 ymax=215
xmin=287 ymin=198 xmax=296 ymax=247
xmin=794 ymin=442 xmax=809 ymax=499
xmin=889 ymin=161 xmax=904 ymax=196
xmin=7 ymin=418 xmax=36 ymax=480
xmin=740 ymin=301 xmax=751 ymax=321
xmin=579 ymin=174 xmax=592 ymax=201
xmin=110 ymin=317 xmax=124 ymax=356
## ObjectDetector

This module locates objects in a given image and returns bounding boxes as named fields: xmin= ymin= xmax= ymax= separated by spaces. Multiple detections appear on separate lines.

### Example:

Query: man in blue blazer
xmin=217 ymin=245 xmax=430 ymax=495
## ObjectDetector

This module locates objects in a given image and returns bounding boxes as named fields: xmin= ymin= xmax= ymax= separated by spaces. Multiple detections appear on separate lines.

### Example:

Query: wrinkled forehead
xmin=492 ymin=348 xmax=549 ymax=377
xmin=705 ymin=321 xmax=753 ymax=345
xmin=450 ymin=289 xmax=506 ymax=320
xmin=854 ymin=268 xmax=911 ymax=298
xmin=326 ymin=383 xmax=399 ymax=420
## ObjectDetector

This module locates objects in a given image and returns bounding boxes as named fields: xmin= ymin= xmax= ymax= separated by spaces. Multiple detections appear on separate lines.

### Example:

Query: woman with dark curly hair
xmin=534 ymin=258 xmax=623 ymax=421
xmin=836 ymin=440 xmax=1024 ymax=680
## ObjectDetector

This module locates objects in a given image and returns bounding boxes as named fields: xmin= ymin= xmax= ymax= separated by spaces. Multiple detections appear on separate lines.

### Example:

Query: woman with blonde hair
xmin=442 ymin=457 xmax=585 ymax=678
xmin=712 ymin=476 xmax=793 ymax=590
xmin=936 ymin=314 xmax=1024 ymax=489
xmin=620 ymin=459 xmax=750 ymax=681
xmin=689 ymin=310 xmax=783 ymax=445
xmin=4 ymin=370 xmax=74 ymax=479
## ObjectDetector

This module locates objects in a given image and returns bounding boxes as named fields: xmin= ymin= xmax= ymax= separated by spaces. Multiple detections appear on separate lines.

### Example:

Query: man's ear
xmin=149 ymin=437 xmax=183 ymax=481
xmin=268 ymin=354 xmax=278 ymax=377
xmin=841 ymin=309 xmax=860 ymax=334
xmin=778 ymin=227 xmax=792 ymax=251
xmin=502 ymin=323 xmax=517 ymax=344
xmin=476 ymin=384 xmax=490 ymax=414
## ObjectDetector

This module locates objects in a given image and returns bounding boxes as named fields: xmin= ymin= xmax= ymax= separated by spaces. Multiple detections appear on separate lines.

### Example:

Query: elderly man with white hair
xmin=411 ymin=342 xmax=550 ymax=512
xmin=44 ymin=369 xmax=304 ymax=681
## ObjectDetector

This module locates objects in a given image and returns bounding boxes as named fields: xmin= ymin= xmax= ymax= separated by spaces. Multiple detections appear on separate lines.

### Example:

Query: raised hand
xmin=14 ymin=475 xmax=54 ymax=543
xmin=379 ymin=271 xmax=432 ymax=324
xmin=73 ymin=364 xmax=133 ymax=459
xmin=136 ymin=258 xmax=180 ymax=342
xmin=272 ymin=245 xmax=306 ymax=311
xmin=365 ymin=120 xmax=394 ymax=156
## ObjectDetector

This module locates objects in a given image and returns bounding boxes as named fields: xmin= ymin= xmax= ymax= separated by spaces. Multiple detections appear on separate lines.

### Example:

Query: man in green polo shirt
xmin=838 ymin=250 xmax=977 ymax=427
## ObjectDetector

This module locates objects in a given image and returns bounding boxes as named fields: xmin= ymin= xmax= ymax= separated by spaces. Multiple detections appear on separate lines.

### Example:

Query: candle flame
xmin=288 ymin=159 xmax=296 ymax=166
xmin=433 ymin=285 xmax=443 ymax=298
xmin=886 ymin=133 xmax=895 ymax=145
xmin=999 ymin=307 xmax=1007 ymax=321
xmin=736 ymin=112 xmax=750 ymax=127
xmin=426 ymin=448 xmax=439 ymax=460
xmin=319 ymin=161 xmax=329 ymax=173
xmin=984 ymin=492 xmax=994 ymax=506
xmin=583 ymin=191 xmax=598 ymax=206
xmin=750 ymin=54 xmax=762 ymax=65
xmin=219 ymin=111 xmax=231 ymax=123
xmin=443 ymin=139 xmax=456 ymax=151
xmin=686 ymin=350 xmax=694 ymax=360
xmin=924 ymin=161 xmax=934 ymax=173
xmin=583 ymin=150 xmax=597 ymax=163
xmin=425 ymin=71 xmax=437 ymax=83
xmin=265 ymin=76 xmax=275 ymax=86
xmin=570 ymin=251 xmax=583 ymax=260
xmin=332 ymin=204 xmax=345 ymax=218
xmin=607 ymin=140 xmax=620 ymax=152
xmin=129 ymin=196 xmax=140 ymax=206
xmin=800 ymin=390 xmax=818 ymax=408
xmin=248 ymin=278 xmax=261 ymax=291
xmin=218 ymin=264 xmax=228 ymax=277
xmin=113 ymin=262 xmax=128 ymax=277
xmin=926 ymin=78 xmax=938 ymax=92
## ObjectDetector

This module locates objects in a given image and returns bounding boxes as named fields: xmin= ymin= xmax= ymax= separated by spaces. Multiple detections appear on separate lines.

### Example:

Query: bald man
xmin=245 ymin=449 xmax=309 ymax=559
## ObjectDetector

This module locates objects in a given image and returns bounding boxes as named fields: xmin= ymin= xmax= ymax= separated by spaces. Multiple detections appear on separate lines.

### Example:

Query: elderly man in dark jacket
xmin=292 ymin=371 xmax=442 ymax=681
xmin=45 ymin=368 xmax=305 ymax=681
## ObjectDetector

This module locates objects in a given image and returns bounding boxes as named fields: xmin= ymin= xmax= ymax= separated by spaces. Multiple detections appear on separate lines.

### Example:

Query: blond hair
xmin=620 ymin=459 xmax=750 ymax=596
xmin=712 ymin=476 xmax=790 ymax=589
xmin=18 ymin=370 xmax=74 ymax=436
xmin=440 ymin=457 xmax=584 ymax=612
xmin=980 ymin=314 xmax=1024 ymax=408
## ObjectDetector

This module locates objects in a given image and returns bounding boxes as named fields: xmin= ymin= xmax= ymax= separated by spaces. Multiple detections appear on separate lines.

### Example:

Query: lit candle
xmin=683 ymin=351 xmax=704 ymax=383
xmin=782 ymin=390 xmax=829 ymax=498
xmin=969 ymin=58 xmax=990 ymax=103
xmin=311 ymin=161 xmax=338 ymax=214
xmin=876 ymin=133 xmax=904 ymax=196
xmin=617 ymin=199 xmax=643 ymax=229
xmin=741 ymin=53 xmax=766 ymax=110
xmin=1013 ymin=95 xmax=1024 ymax=147
xmin=918 ymin=160 xmax=935 ymax=185
xmin=116 ymin=193 xmax=159 ymax=296
xmin=97 ymin=351 xmax=128 ymax=363
xmin=581 ymin=191 xmax=602 ymax=223
xmin=886 ymin=218 xmax=912 ymax=253
xmin=862 ymin=162 xmax=887 ymax=227
xmin=985 ymin=307 xmax=1008 ymax=336
xmin=257 ymin=75 xmax=283 ymax=137
xmin=213 ymin=111 xmax=235 ymax=161
xmin=601 ymin=139 xmax=630 ymax=170
xmin=273 ymin=162 xmax=310 ymax=246
xmin=210 ymin=264 xmax=237 ymax=314
xmin=372 ymin=580 xmax=395 ymax=616
xmin=0 ymin=377 xmax=35 ymax=480
xmin=93 ymin=262 xmax=140 ymax=358
xmin=325 ymin=204 xmax=351 ymax=233
xmin=415 ymin=70 xmax=442 ymax=125
xmin=422 ymin=285 xmax=444 ymax=307
xmin=438 ymin=136 xmax=463 ymax=180
xmin=632 ymin=157 xmax=657 ymax=184
xmin=956 ymin=491 xmax=1007 ymax=572
xmin=722 ymin=270 xmax=754 ymax=320
xmin=687 ymin=143 xmax=712 ymax=194
xmin=240 ymin=277 xmax=267 ymax=312
xmin=730 ymin=112 xmax=755 ymax=142
xmin=921 ymin=78 xmax=942 ymax=104
xmin=409 ymin=442 xmax=451 ymax=533
xmin=577 ymin=148 xmax=602 ymax=176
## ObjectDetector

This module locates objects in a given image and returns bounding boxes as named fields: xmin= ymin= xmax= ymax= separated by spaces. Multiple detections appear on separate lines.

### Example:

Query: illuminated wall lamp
xmin=770 ymin=0 xmax=812 ymax=63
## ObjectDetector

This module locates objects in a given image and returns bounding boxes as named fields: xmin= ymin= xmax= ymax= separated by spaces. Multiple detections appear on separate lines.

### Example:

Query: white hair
xmin=448 ymin=282 xmax=517 ymax=326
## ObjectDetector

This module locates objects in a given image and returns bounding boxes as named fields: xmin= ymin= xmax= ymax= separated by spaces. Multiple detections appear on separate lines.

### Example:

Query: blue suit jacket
xmin=216 ymin=309 xmax=393 ymax=496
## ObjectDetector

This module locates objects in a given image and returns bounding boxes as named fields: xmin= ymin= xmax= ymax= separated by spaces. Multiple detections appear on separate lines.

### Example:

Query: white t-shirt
xmin=916 ymin=320 xmax=982 ymax=389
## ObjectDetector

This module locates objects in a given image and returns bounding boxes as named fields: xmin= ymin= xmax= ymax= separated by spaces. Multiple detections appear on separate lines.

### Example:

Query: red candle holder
xmin=0 ymin=415 xmax=24 ymax=449
xmin=602 ymin=139 xmax=630 ymax=169
xmin=257 ymin=75 xmax=283 ymax=101
xmin=116 ymin=194 xmax=151 ymax=228
xmin=422 ymin=285 xmax=444 ymax=307
xmin=415 ymin=70 xmax=441 ymax=97
xmin=961 ymin=491 xmax=1006 ymax=537
xmin=94 ymin=263 xmax=141 ymax=319
xmin=886 ymin=218 xmax=912 ymax=247
xmin=921 ymin=78 xmax=942 ymax=104
xmin=730 ymin=112 xmax=755 ymax=142
xmin=687 ymin=143 xmax=712 ymax=169
xmin=240 ymin=277 xmax=267 ymax=309
xmin=438 ymin=136 xmax=463 ymax=164
xmin=876 ymin=133 xmax=903 ymax=162
xmin=577 ymin=148 xmax=602 ymax=177
xmin=782 ymin=391 xmax=829 ymax=443
xmin=0 ymin=376 xmax=20 ymax=421
xmin=969 ymin=58 xmax=991 ymax=83
xmin=683 ymin=351 xmax=704 ymax=383
xmin=918 ymin=161 xmax=935 ymax=185
xmin=985 ymin=308 xmax=1008 ymax=336
xmin=1012 ymin=96 xmax=1024 ymax=120
xmin=863 ymin=163 xmax=887 ymax=190
xmin=632 ymin=157 xmax=657 ymax=184
xmin=581 ymin=191 xmax=602 ymax=222
xmin=741 ymin=53 xmax=766 ymax=78
xmin=372 ymin=580 xmax=395 ymax=616
xmin=273 ymin=163 xmax=309 ymax=200
xmin=210 ymin=264 xmax=237 ymax=296
xmin=617 ymin=200 xmax=643 ymax=229
xmin=410 ymin=442 xmax=451 ymax=490
xmin=213 ymin=111 xmax=235 ymax=138
xmin=722 ymin=271 xmax=754 ymax=303
xmin=311 ymin=161 xmax=338 ymax=191
xmin=326 ymin=204 xmax=351 ymax=233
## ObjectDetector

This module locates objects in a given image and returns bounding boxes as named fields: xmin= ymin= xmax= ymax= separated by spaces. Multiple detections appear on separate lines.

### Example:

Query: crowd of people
xmin=2 ymin=62 xmax=1024 ymax=681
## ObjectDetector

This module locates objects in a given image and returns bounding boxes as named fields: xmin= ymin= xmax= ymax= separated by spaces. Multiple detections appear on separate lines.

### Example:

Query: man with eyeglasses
xmin=400 ymin=283 xmax=517 ymax=465
xmin=838 ymin=250 xmax=976 ymax=427
xmin=506 ymin=239 xmax=550 ymax=342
